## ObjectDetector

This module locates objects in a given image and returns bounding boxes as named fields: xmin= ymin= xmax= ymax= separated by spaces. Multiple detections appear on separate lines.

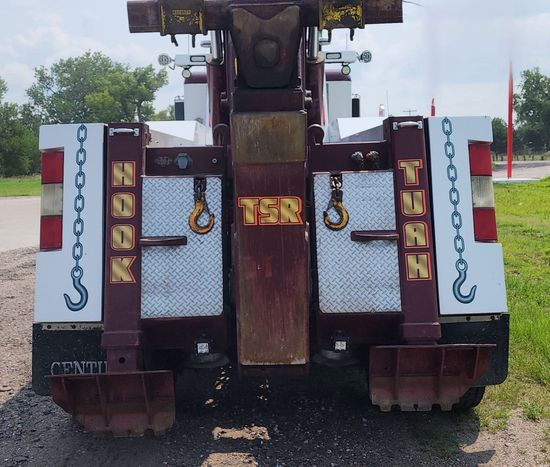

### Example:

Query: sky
xmin=0 ymin=0 xmax=549 ymax=120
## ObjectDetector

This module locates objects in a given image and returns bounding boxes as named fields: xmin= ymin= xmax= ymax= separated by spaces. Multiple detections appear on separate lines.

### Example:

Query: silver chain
xmin=63 ymin=124 xmax=89 ymax=311
xmin=442 ymin=117 xmax=477 ymax=304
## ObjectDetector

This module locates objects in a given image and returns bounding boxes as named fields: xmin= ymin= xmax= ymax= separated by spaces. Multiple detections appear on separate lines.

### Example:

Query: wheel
xmin=453 ymin=386 xmax=486 ymax=410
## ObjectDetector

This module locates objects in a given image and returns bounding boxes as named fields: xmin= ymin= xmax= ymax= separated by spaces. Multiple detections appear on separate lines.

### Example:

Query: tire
xmin=453 ymin=386 xmax=486 ymax=410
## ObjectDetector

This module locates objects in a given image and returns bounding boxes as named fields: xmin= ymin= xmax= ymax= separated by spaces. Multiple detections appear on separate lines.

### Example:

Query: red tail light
xmin=40 ymin=150 xmax=64 ymax=251
xmin=469 ymin=143 xmax=497 ymax=242
xmin=40 ymin=215 xmax=63 ymax=250
xmin=41 ymin=150 xmax=64 ymax=184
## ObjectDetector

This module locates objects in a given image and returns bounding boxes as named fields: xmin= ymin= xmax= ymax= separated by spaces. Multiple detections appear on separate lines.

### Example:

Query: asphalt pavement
xmin=0 ymin=197 xmax=40 ymax=253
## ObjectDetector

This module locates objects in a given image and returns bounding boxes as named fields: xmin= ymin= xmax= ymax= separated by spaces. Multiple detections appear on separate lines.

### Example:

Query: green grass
xmin=476 ymin=178 xmax=550 ymax=430
xmin=0 ymin=175 xmax=41 ymax=197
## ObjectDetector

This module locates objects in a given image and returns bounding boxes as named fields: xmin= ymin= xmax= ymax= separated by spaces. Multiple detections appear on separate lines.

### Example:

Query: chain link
xmin=63 ymin=124 xmax=89 ymax=311
xmin=442 ymin=118 xmax=477 ymax=304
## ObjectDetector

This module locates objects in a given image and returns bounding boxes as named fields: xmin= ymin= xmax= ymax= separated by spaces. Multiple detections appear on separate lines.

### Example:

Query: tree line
xmin=0 ymin=52 xmax=549 ymax=176
xmin=0 ymin=52 xmax=168 ymax=177
xmin=492 ymin=68 xmax=550 ymax=158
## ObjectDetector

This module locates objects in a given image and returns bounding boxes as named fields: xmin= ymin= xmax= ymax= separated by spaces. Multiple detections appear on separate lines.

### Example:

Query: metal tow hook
xmin=189 ymin=178 xmax=215 ymax=235
xmin=323 ymin=174 xmax=349 ymax=231
xmin=452 ymin=260 xmax=477 ymax=304
xmin=63 ymin=267 xmax=89 ymax=311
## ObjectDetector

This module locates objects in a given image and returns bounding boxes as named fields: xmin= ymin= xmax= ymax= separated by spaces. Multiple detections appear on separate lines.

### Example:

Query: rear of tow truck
xmin=32 ymin=0 xmax=508 ymax=436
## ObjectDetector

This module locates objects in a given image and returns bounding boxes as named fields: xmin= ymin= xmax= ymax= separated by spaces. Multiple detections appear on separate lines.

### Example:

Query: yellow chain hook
xmin=323 ymin=200 xmax=349 ymax=231
xmin=189 ymin=199 xmax=215 ymax=234
xmin=323 ymin=174 xmax=349 ymax=231
xmin=189 ymin=179 xmax=215 ymax=235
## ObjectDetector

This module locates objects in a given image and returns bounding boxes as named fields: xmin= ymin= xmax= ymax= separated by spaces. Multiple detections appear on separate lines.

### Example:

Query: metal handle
xmin=109 ymin=128 xmax=140 ymax=137
xmin=140 ymin=236 xmax=188 ymax=247
xmin=392 ymin=121 xmax=423 ymax=131
xmin=351 ymin=231 xmax=399 ymax=242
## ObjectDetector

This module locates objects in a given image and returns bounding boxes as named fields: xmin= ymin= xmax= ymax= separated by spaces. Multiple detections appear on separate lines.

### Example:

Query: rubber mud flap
xmin=48 ymin=370 xmax=175 ymax=436
xmin=369 ymin=344 xmax=494 ymax=411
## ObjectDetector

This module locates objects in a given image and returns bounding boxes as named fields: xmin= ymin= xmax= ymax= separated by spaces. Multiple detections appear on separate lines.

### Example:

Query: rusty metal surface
xmin=232 ymin=111 xmax=309 ymax=366
xmin=369 ymin=344 xmax=494 ymax=411
xmin=231 ymin=6 xmax=301 ymax=89
xmin=321 ymin=0 xmax=363 ymax=30
xmin=233 ymin=88 xmax=305 ymax=113
xmin=160 ymin=0 xmax=206 ymax=35
xmin=127 ymin=0 xmax=161 ymax=32
xmin=49 ymin=371 xmax=175 ymax=436
xmin=127 ymin=0 xmax=403 ymax=32
xmin=364 ymin=0 xmax=403 ymax=24
xmin=234 ymin=179 xmax=310 ymax=365
xmin=232 ymin=112 xmax=307 ymax=164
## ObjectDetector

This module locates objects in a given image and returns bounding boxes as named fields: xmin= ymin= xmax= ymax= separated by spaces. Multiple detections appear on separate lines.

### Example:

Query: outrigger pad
xmin=48 ymin=370 xmax=175 ymax=437
xmin=369 ymin=344 xmax=494 ymax=411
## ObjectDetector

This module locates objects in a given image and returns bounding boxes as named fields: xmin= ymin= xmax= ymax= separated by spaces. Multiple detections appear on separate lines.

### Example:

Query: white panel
xmin=147 ymin=120 xmax=208 ymax=146
xmin=314 ymin=171 xmax=402 ymax=313
xmin=327 ymin=80 xmax=352 ymax=124
xmin=141 ymin=177 xmax=223 ymax=318
xmin=35 ymin=124 xmax=106 ymax=323
xmin=327 ymin=117 xmax=385 ymax=143
xmin=183 ymin=82 xmax=209 ymax=126
xmin=427 ymin=116 xmax=507 ymax=315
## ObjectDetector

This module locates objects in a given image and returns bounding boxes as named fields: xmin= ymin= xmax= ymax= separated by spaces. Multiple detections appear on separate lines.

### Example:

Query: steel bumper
xmin=48 ymin=370 xmax=175 ymax=436
xmin=369 ymin=344 xmax=494 ymax=411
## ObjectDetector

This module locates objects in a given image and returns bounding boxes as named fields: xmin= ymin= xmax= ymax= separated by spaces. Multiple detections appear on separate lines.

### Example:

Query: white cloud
xmin=0 ymin=0 xmax=548 ymax=119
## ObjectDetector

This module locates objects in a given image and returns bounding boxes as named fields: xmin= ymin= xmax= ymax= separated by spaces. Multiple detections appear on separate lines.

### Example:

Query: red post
xmin=507 ymin=63 xmax=513 ymax=179
xmin=431 ymin=98 xmax=436 ymax=117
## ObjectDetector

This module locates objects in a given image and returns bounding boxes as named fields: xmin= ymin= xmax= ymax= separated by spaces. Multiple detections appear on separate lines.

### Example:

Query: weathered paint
xmin=232 ymin=111 xmax=309 ymax=366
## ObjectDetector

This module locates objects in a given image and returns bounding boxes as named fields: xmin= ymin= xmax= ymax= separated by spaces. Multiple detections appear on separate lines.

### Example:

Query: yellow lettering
xmin=110 ymin=257 xmax=136 ymax=283
xmin=279 ymin=197 xmax=303 ymax=224
xmin=402 ymin=190 xmax=425 ymax=216
xmin=404 ymin=222 xmax=428 ymax=248
xmin=398 ymin=159 xmax=422 ymax=186
xmin=112 ymin=193 xmax=135 ymax=219
xmin=406 ymin=253 xmax=431 ymax=280
xmin=238 ymin=198 xmax=260 ymax=225
xmin=112 ymin=162 xmax=135 ymax=187
xmin=259 ymin=198 xmax=279 ymax=225
xmin=111 ymin=225 xmax=134 ymax=251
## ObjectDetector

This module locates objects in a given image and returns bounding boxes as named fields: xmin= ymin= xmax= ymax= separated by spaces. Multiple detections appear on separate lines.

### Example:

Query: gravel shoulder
xmin=0 ymin=248 xmax=548 ymax=466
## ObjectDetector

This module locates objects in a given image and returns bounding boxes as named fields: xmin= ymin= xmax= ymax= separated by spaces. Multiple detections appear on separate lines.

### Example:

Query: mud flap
xmin=369 ymin=344 xmax=494 ymax=411
xmin=48 ymin=370 xmax=175 ymax=436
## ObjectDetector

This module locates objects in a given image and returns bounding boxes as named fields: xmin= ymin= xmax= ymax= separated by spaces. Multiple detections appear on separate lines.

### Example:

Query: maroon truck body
xmin=37 ymin=0 xmax=509 ymax=436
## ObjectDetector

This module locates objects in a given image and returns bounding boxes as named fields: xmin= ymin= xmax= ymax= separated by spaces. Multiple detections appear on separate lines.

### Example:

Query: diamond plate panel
xmin=141 ymin=177 xmax=223 ymax=318
xmin=314 ymin=171 xmax=402 ymax=313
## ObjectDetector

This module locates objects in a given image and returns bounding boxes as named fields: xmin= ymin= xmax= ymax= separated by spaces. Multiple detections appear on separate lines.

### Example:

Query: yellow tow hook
xmin=189 ymin=178 xmax=215 ymax=235
xmin=323 ymin=174 xmax=349 ymax=231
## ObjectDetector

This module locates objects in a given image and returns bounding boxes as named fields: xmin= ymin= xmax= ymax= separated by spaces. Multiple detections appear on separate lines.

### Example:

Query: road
xmin=0 ymin=248 xmax=548 ymax=466
xmin=493 ymin=160 xmax=550 ymax=181
xmin=0 ymin=197 xmax=40 ymax=253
